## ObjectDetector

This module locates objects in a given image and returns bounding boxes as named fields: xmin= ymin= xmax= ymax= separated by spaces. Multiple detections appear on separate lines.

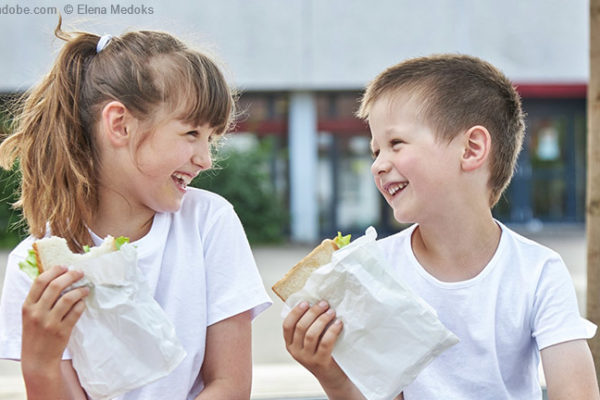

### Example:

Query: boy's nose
xmin=371 ymin=155 xmax=391 ymax=176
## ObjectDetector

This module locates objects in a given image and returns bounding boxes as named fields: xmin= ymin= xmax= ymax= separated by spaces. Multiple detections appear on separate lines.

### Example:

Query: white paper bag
xmin=286 ymin=227 xmax=458 ymax=400
xmin=66 ymin=244 xmax=186 ymax=400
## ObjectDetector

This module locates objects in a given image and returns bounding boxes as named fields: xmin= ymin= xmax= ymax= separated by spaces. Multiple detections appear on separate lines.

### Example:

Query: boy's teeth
xmin=388 ymin=183 xmax=407 ymax=195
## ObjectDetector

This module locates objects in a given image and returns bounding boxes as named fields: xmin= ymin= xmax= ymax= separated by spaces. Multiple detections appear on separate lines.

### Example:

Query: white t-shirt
xmin=377 ymin=222 xmax=596 ymax=400
xmin=0 ymin=188 xmax=272 ymax=399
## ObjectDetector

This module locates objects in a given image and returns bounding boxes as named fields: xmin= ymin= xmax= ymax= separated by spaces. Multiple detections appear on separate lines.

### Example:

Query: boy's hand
xmin=283 ymin=300 xmax=361 ymax=397
xmin=21 ymin=265 xmax=89 ymax=370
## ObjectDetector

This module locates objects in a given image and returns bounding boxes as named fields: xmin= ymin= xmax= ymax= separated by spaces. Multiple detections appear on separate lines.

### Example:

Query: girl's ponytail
xmin=0 ymin=19 xmax=100 ymax=251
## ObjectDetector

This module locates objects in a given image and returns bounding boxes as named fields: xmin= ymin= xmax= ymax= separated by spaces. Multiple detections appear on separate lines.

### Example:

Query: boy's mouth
xmin=385 ymin=182 xmax=408 ymax=197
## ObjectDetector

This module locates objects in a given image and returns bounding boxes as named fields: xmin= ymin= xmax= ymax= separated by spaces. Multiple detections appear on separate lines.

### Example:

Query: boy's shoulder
xmin=497 ymin=222 xmax=562 ymax=262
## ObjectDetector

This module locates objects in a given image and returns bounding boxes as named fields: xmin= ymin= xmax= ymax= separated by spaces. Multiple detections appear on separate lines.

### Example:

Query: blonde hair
xmin=0 ymin=19 xmax=236 ymax=251
xmin=357 ymin=54 xmax=525 ymax=207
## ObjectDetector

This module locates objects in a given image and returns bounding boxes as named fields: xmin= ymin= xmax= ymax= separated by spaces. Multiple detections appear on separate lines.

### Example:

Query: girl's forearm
xmin=22 ymin=361 xmax=73 ymax=400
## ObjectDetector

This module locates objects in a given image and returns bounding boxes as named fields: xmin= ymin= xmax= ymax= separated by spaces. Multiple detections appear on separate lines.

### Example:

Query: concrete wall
xmin=0 ymin=0 xmax=589 ymax=92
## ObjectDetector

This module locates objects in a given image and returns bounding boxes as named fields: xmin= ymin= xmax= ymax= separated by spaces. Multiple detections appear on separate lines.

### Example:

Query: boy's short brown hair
xmin=357 ymin=54 xmax=525 ymax=207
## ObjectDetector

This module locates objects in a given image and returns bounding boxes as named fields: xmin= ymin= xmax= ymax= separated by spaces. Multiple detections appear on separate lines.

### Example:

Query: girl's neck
xmin=411 ymin=210 xmax=501 ymax=282
xmin=90 ymin=189 xmax=156 ymax=242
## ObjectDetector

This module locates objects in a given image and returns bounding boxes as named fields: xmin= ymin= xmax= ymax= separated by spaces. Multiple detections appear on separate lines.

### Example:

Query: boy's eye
xmin=391 ymin=139 xmax=404 ymax=147
xmin=371 ymin=149 xmax=380 ymax=159
xmin=186 ymin=130 xmax=199 ymax=137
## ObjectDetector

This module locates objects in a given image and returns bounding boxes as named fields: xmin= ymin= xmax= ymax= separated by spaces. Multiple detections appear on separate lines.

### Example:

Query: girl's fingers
xmin=36 ymin=269 xmax=85 ymax=310
xmin=24 ymin=265 xmax=69 ymax=305
xmin=303 ymin=307 xmax=338 ymax=353
xmin=49 ymin=286 xmax=90 ymax=324
xmin=60 ymin=298 xmax=87 ymax=330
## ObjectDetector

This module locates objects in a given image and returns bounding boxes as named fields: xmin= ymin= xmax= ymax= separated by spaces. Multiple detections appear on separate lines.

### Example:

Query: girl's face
xmin=369 ymin=94 xmax=463 ymax=224
xmin=124 ymin=118 xmax=214 ymax=214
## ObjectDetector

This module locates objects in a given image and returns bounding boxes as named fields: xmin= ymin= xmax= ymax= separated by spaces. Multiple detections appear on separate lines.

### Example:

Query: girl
xmin=0 ymin=20 xmax=271 ymax=399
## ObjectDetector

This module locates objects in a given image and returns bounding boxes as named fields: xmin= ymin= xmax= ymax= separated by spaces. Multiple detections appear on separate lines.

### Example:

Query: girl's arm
xmin=282 ymin=301 xmax=365 ymax=400
xmin=21 ymin=265 xmax=89 ymax=400
xmin=195 ymin=310 xmax=253 ymax=400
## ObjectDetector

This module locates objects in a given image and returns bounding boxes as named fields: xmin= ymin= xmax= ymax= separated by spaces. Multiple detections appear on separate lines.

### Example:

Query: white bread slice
xmin=272 ymin=239 xmax=338 ymax=302
xmin=33 ymin=236 xmax=117 ymax=273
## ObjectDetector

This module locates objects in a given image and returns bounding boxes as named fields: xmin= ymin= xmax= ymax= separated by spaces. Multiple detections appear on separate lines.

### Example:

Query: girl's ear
xmin=100 ymin=101 xmax=133 ymax=147
xmin=460 ymin=125 xmax=491 ymax=172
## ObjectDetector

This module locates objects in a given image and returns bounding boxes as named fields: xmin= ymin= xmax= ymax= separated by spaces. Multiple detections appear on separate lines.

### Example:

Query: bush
xmin=192 ymin=136 xmax=288 ymax=244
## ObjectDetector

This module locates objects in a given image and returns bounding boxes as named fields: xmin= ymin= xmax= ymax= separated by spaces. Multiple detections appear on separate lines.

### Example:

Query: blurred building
xmin=0 ymin=0 xmax=589 ymax=242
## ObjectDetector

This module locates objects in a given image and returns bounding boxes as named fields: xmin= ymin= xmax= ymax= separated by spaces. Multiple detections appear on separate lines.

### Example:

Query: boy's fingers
xmin=315 ymin=319 xmax=343 ymax=359
xmin=292 ymin=301 xmax=330 ymax=348
xmin=303 ymin=308 xmax=337 ymax=353
xmin=24 ymin=265 xmax=68 ymax=305
xmin=283 ymin=301 xmax=309 ymax=345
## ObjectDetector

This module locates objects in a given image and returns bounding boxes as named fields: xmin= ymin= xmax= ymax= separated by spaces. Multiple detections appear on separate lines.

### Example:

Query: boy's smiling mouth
xmin=385 ymin=182 xmax=408 ymax=197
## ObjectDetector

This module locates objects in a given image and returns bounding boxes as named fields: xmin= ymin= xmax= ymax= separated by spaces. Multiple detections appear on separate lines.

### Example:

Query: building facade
xmin=0 ymin=0 xmax=589 ymax=241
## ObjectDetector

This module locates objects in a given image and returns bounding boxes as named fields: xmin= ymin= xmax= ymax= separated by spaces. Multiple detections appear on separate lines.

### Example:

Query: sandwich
xmin=272 ymin=232 xmax=351 ymax=302
xmin=19 ymin=235 xmax=129 ymax=280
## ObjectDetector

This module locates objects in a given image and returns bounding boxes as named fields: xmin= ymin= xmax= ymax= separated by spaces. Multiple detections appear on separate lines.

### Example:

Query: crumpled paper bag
xmin=66 ymin=243 xmax=186 ymax=400
xmin=286 ymin=227 xmax=459 ymax=400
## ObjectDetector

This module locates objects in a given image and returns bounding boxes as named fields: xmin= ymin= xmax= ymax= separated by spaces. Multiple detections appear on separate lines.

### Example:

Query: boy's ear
xmin=460 ymin=125 xmax=491 ymax=172
xmin=100 ymin=101 xmax=133 ymax=147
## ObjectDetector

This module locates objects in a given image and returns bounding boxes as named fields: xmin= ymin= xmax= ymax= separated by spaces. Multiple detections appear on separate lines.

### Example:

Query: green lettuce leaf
xmin=114 ymin=236 xmax=129 ymax=250
xmin=334 ymin=231 xmax=351 ymax=248
xmin=18 ymin=249 xmax=39 ymax=280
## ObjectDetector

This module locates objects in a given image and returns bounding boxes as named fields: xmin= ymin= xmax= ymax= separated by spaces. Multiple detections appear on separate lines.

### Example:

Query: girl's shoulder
xmin=177 ymin=187 xmax=235 ymax=221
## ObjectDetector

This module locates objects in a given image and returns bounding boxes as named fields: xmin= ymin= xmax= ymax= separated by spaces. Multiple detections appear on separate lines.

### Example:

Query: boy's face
xmin=369 ymin=94 xmax=465 ymax=224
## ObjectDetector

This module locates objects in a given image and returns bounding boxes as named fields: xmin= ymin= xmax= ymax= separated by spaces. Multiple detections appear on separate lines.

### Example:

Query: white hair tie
xmin=96 ymin=34 xmax=113 ymax=53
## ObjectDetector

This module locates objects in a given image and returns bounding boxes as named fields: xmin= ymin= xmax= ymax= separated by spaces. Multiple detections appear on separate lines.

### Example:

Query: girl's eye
xmin=371 ymin=149 xmax=380 ymax=159
xmin=391 ymin=139 xmax=404 ymax=147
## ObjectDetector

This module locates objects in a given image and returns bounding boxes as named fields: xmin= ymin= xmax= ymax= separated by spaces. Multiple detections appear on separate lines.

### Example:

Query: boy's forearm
xmin=317 ymin=372 xmax=367 ymax=400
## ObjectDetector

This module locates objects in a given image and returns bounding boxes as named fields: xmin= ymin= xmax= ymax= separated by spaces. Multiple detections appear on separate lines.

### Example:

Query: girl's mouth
xmin=171 ymin=173 xmax=192 ymax=192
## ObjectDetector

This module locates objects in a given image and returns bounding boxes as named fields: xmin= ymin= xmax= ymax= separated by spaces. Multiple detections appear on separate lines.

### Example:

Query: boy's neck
xmin=410 ymin=212 xmax=501 ymax=283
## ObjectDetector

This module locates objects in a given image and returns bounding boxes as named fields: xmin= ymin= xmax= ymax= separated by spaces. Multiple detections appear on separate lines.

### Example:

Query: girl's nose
xmin=193 ymin=142 xmax=212 ymax=170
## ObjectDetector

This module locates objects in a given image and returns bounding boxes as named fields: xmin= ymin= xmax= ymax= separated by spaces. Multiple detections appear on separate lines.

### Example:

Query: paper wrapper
xmin=66 ymin=244 xmax=186 ymax=400
xmin=286 ymin=227 xmax=459 ymax=400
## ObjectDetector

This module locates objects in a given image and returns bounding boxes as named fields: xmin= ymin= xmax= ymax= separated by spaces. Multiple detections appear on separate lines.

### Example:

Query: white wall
xmin=0 ymin=0 xmax=589 ymax=92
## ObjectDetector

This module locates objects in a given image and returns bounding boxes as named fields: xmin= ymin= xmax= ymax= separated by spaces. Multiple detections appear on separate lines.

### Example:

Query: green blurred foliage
xmin=0 ymin=110 xmax=26 ymax=248
xmin=192 ymin=137 xmax=288 ymax=244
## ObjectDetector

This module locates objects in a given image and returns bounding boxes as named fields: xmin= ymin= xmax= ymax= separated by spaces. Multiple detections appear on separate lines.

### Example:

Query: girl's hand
xmin=21 ymin=265 xmax=89 ymax=374
xmin=283 ymin=300 xmax=365 ymax=399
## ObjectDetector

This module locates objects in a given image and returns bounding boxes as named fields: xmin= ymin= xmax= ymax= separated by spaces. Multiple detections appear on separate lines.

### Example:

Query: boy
xmin=282 ymin=54 xmax=600 ymax=399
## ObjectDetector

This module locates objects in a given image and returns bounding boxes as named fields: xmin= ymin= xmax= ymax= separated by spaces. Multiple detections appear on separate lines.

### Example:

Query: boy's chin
xmin=392 ymin=210 xmax=414 ymax=225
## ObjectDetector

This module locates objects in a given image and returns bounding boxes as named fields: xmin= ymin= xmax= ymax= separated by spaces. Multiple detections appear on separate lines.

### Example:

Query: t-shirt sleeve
xmin=203 ymin=206 xmax=272 ymax=326
xmin=531 ymin=256 xmax=596 ymax=350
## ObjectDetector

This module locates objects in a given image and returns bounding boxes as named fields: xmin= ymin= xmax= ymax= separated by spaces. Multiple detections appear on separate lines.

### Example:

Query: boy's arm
xmin=195 ymin=310 xmax=252 ymax=400
xmin=282 ymin=301 xmax=366 ymax=400
xmin=541 ymin=339 xmax=600 ymax=400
